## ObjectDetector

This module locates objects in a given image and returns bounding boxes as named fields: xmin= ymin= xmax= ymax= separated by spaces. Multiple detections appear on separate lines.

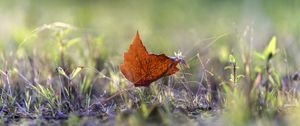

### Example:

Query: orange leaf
xmin=120 ymin=31 xmax=180 ymax=87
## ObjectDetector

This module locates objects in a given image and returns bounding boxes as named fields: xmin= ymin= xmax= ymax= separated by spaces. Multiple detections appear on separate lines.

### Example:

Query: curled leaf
xmin=263 ymin=36 xmax=277 ymax=60
xmin=57 ymin=67 xmax=69 ymax=79
xmin=69 ymin=66 xmax=84 ymax=80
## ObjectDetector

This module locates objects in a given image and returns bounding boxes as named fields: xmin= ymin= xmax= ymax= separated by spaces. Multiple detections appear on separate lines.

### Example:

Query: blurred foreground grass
xmin=1 ymin=0 xmax=300 ymax=126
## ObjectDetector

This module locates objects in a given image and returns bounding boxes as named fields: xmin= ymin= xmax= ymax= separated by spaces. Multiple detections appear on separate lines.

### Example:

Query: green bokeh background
xmin=0 ymin=0 xmax=300 ymax=71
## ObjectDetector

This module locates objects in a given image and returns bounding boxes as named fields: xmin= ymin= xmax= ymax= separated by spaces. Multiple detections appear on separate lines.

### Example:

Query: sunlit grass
xmin=0 ymin=1 xmax=300 ymax=125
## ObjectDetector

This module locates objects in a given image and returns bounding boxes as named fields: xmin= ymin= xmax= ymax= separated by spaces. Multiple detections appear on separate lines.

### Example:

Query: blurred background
xmin=1 ymin=0 xmax=300 ymax=125
xmin=0 ymin=0 xmax=300 ymax=75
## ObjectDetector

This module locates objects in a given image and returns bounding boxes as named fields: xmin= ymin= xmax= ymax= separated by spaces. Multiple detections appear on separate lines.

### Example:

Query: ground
xmin=1 ymin=0 xmax=300 ymax=126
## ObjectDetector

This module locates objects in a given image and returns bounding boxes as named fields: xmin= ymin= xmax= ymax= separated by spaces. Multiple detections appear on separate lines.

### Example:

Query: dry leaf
xmin=120 ymin=31 xmax=180 ymax=87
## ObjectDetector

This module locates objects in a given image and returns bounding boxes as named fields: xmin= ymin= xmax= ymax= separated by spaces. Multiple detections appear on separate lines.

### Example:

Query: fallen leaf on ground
xmin=120 ymin=31 xmax=180 ymax=87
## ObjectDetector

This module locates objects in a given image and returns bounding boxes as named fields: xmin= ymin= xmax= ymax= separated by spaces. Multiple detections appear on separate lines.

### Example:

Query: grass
xmin=1 ymin=1 xmax=300 ymax=125
xmin=0 ymin=22 xmax=299 ymax=126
